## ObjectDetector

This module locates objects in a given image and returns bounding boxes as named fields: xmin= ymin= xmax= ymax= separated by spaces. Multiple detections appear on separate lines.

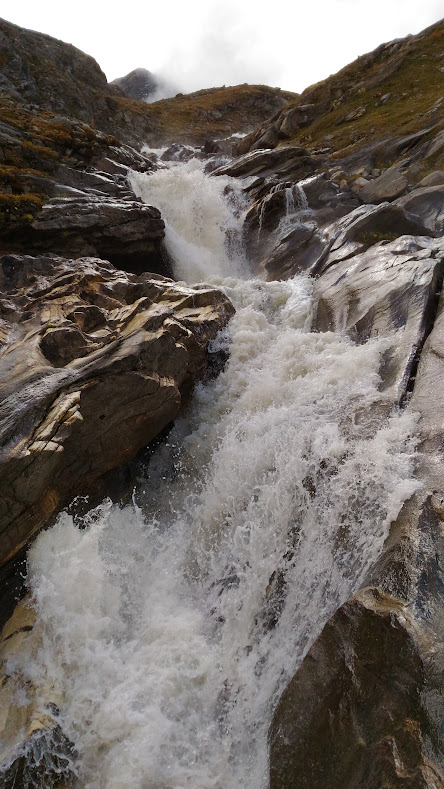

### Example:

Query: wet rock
xmin=0 ymin=254 xmax=234 ymax=568
xmin=213 ymin=146 xmax=317 ymax=181
xmin=314 ymin=235 xmax=444 ymax=403
xmin=263 ymin=224 xmax=325 ymax=278
xmin=269 ymin=254 xmax=444 ymax=789
xmin=202 ymin=138 xmax=232 ymax=156
xmin=0 ymin=597 xmax=74 ymax=788
xmin=3 ymin=194 xmax=167 ymax=275
xmin=260 ymin=201 xmax=432 ymax=282
xmin=269 ymin=588 xmax=444 ymax=789
xmin=161 ymin=143 xmax=198 ymax=162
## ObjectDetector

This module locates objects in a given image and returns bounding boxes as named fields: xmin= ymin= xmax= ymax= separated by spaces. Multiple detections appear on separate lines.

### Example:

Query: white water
xmin=13 ymin=158 xmax=421 ymax=789
xmin=258 ymin=179 xmax=310 ymax=236
xmin=131 ymin=159 xmax=247 ymax=283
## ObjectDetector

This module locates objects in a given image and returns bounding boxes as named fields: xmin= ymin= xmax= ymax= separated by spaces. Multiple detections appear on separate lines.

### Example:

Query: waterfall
xmin=130 ymin=158 xmax=248 ymax=283
xmin=16 ymin=157 xmax=420 ymax=789
xmin=258 ymin=180 xmax=310 ymax=237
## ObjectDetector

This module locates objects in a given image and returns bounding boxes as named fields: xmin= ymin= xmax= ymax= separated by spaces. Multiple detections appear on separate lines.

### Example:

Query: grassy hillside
xmin=241 ymin=18 xmax=444 ymax=171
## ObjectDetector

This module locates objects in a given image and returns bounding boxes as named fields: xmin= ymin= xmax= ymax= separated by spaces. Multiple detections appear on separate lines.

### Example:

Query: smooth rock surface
xmin=396 ymin=185 xmax=444 ymax=234
xmin=0 ymin=254 xmax=234 ymax=568
xmin=314 ymin=236 xmax=444 ymax=403
xmin=258 ymin=201 xmax=433 ymax=282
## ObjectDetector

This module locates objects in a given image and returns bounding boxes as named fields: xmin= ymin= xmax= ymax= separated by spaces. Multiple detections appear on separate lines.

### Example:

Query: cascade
xmin=12 ymin=156 xmax=420 ymax=789
xmin=258 ymin=179 xmax=310 ymax=238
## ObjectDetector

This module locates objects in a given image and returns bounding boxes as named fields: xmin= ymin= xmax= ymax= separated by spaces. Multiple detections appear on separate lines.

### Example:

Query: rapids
xmin=13 ymin=157 xmax=420 ymax=788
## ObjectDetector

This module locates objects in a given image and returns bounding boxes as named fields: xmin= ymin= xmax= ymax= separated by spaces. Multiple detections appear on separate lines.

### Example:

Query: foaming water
xmin=130 ymin=159 xmax=248 ymax=283
xmin=19 ymin=275 xmax=420 ymax=789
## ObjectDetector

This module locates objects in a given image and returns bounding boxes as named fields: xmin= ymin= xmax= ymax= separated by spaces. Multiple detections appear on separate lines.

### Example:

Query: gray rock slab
xmin=396 ymin=184 xmax=444 ymax=234
xmin=314 ymin=236 xmax=444 ymax=404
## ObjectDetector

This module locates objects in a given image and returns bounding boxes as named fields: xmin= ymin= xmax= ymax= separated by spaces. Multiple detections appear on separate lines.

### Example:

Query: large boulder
xmin=2 ymin=195 xmax=167 ymax=275
xmin=356 ymin=163 xmax=409 ymax=204
xmin=213 ymin=146 xmax=317 ymax=181
xmin=0 ymin=254 xmax=234 ymax=568
xmin=269 ymin=588 xmax=444 ymax=789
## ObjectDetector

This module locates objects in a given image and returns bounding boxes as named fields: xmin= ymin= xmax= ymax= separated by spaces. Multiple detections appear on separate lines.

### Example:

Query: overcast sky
xmin=1 ymin=1 xmax=443 ymax=95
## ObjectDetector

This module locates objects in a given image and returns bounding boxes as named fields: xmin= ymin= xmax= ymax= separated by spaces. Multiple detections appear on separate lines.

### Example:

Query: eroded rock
xmin=0 ymin=254 xmax=234 ymax=568
xmin=6 ymin=195 xmax=168 ymax=275
xmin=314 ymin=236 xmax=444 ymax=403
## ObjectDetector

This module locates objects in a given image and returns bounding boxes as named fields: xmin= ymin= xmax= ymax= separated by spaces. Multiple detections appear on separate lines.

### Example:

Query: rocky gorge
xmin=1 ymin=13 xmax=444 ymax=789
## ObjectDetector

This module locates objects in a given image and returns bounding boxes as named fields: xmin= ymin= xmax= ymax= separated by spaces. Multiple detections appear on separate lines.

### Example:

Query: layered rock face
xmin=0 ymin=254 xmax=234 ymax=569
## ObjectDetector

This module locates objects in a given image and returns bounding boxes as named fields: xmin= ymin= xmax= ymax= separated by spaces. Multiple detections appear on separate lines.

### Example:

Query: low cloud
xmin=157 ymin=2 xmax=283 ymax=94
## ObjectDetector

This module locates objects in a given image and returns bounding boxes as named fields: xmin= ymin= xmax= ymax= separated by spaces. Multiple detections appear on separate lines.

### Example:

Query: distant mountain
xmin=110 ymin=68 xmax=178 ymax=102
xmin=0 ymin=18 xmax=298 ymax=147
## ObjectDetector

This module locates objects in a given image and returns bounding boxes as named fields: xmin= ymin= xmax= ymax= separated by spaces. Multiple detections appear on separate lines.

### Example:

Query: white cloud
xmin=1 ymin=0 xmax=442 ymax=94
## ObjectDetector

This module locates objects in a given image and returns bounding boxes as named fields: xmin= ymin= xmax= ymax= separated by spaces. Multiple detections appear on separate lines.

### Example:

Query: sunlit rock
xmin=0 ymin=254 xmax=234 ymax=567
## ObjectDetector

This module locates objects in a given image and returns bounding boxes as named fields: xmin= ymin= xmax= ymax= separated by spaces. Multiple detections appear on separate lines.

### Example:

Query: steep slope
xmin=238 ymin=17 xmax=444 ymax=170
xmin=0 ymin=17 xmax=297 ymax=148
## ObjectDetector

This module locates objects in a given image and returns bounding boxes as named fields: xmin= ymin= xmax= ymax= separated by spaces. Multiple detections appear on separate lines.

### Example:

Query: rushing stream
xmin=15 ymin=156 xmax=420 ymax=788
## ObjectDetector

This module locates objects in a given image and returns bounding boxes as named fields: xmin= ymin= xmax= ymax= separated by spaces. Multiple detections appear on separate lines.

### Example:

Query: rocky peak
xmin=110 ymin=67 xmax=177 ymax=102
xmin=0 ymin=17 xmax=118 ymax=122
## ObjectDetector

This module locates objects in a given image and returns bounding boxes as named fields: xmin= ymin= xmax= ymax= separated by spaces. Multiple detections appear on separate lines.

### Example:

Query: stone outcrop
xmin=270 ymin=588 xmax=444 ymax=789
xmin=6 ymin=194 xmax=167 ymax=275
xmin=0 ymin=254 xmax=234 ymax=569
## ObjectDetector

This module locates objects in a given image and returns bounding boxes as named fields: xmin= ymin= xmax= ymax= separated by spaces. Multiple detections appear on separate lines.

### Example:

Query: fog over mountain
xmin=1 ymin=0 xmax=443 ymax=95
